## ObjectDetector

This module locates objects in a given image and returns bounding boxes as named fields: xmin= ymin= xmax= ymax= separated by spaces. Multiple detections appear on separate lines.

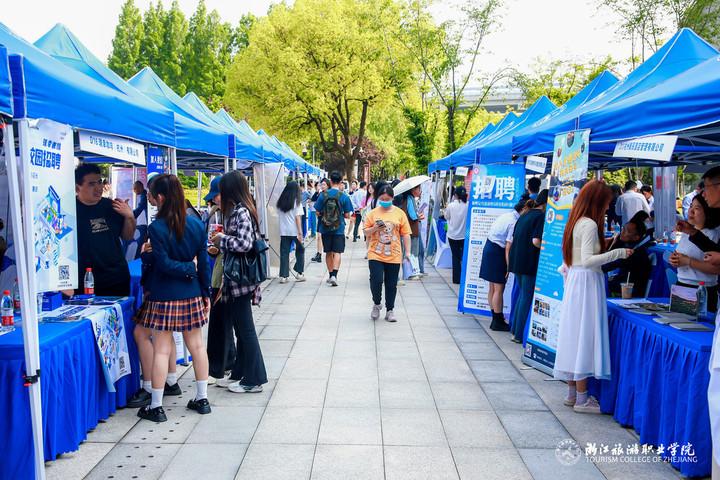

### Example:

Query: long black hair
xmin=453 ymin=186 xmax=467 ymax=203
xmin=150 ymin=174 xmax=187 ymax=239
xmin=220 ymin=171 xmax=259 ymax=226
xmin=277 ymin=181 xmax=301 ymax=213
xmin=372 ymin=181 xmax=389 ymax=209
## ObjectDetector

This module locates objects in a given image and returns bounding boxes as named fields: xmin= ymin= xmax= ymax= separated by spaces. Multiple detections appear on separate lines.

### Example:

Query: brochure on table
xmin=523 ymin=129 xmax=590 ymax=374
xmin=22 ymin=119 xmax=78 ymax=292
xmin=458 ymin=163 xmax=525 ymax=316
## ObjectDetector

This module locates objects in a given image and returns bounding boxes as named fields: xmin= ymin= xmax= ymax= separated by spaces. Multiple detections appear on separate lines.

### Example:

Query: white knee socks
xmin=196 ymin=380 xmax=208 ymax=401
xmin=150 ymin=388 xmax=164 ymax=409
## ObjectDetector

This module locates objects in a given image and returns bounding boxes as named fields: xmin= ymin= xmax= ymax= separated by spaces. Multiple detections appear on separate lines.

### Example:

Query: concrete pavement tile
xmin=423 ymin=358 xmax=476 ymax=383
xmin=253 ymin=406 xmax=322 ymax=444
xmin=439 ymin=410 xmax=512 ymax=448
xmin=325 ymin=377 xmax=380 ymax=408
xmin=86 ymin=408 xmax=140 ymax=443
xmin=159 ymin=443 xmax=248 ymax=480
xmin=381 ymin=408 xmax=447 ymax=446
xmin=469 ymin=360 xmax=525 ymax=383
xmin=281 ymin=356 xmax=333 ymax=379
xmin=451 ymin=447 xmax=532 ymax=480
xmin=120 ymin=406 xmax=201 ymax=444
xmin=457 ymin=341 xmax=506 ymax=361
xmin=186 ymin=406 xmax=264 ymax=444
xmin=333 ymin=340 xmax=377 ymax=358
xmin=329 ymin=356 xmax=377 ymax=379
xmin=268 ymin=378 xmax=327 ymax=407
xmin=430 ymin=382 xmax=493 ymax=410
xmin=379 ymin=380 xmax=435 ymax=409
xmin=290 ymin=340 xmax=335 ymax=359
xmin=235 ymin=443 xmax=314 ymax=480
xmin=311 ymin=445 xmax=384 ymax=480
xmin=259 ymin=325 xmax=301 ymax=340
xmin=482 ymin=382 xmax=549 ymax=411
xmin=376 ymin=341 xmax=421 ymax=360
xmin=518 ymin=448 xmax=606 ymax=480
xmin=258 ymin=339 xmax=294 ymax=357
xmin=85 ymin=443 xmax=181 ymax=480
xmin=46 ymin=443 xmax=114 ymax=480
xmin=497 ymin=411 xmax=571 ymax=449
xmin=378 ymin=357 xmax=428 ymax=381
xmin=384 ymin=446 xmax=459 ymax=480
xmin=210 ymin=379 xmax=276 ymax=407
xmin=317 ymin=407 xmax=382 ymax=445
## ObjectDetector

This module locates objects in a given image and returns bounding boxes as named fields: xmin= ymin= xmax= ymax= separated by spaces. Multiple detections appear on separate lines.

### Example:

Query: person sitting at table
xmin=629 ymin=210 xmax=654 ymax=239
xmin=603 ymin=218 xmax=654 ymax=298
xmin=135 ymin=174 xmax=211 ymax=423
xmin=669 ymin=194 xmax=720 ymax=312
xmin=75 ymin=164 xmax=136 ymax=296
xmin=553 ymin=180 xmax=631 ymax=414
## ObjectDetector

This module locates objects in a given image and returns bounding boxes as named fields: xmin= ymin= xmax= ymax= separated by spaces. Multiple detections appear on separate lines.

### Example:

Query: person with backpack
xmin=313 ymin=171 xmax=354 ymax=286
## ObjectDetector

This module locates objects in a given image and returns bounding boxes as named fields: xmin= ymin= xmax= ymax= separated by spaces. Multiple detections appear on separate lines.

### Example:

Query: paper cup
xmin=621 ymin=283 xmax=634 ymax=299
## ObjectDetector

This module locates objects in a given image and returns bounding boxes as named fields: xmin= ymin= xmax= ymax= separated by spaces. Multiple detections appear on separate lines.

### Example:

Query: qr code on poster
xmin=119 ymin=355 xmax=126 ymax=372
xmin=58 ymin=265 xmax=70 ymax=281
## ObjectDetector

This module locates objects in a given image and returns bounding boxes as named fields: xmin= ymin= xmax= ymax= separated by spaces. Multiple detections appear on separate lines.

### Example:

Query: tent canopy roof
xmin=0 ymin=45 xmax=12 ymax=117
xmin=1 ymin=22 xmax=175 ymax=146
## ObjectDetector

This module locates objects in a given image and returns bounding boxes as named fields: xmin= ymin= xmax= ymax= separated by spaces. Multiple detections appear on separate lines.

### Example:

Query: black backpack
xmin=320 ymin=191 xmax=342 ymax=230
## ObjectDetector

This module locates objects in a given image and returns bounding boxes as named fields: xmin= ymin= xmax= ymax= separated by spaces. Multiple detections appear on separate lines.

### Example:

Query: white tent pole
xmin=169 ymin=148 xmax=177 ymax=175
xmin=232 ymin=158 xmax=237 ymax=171
xmin=196 ymin=171 xmax=202 ymax=209
xmin=8 ymin=120 xmax=46 ymax=480
xmin=224 ymin=157 xmax=230 ymax=173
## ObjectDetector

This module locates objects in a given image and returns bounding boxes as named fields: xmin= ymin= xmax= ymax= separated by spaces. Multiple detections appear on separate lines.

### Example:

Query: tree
xmin=234 ymin=13 xmax=256 ymax=51
xmin=513 ymin=56 xmax=618 ymax=106
xmin=225 ymin=0 xmax=409 ymax=180
xmin=400 ymin=0 xmax=507 ymax=155
xmin=157 ymin=0 xmax=188 ymax=94
xmin=139 ymin=2 xmax=165 ymax=70
xmin=676 ymin=0 xmax=720 ymax=46
xmin=108 ymin=0 xmax=144 ymax=79
xmin=183 ymin=0 xmax=234 ymax=109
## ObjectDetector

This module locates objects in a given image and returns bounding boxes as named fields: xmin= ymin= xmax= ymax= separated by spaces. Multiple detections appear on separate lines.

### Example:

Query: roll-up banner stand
xmin=457 ymin=163 xmax=524 ymax=315
xmin=522 ymin=129 xmax=590 ymax=374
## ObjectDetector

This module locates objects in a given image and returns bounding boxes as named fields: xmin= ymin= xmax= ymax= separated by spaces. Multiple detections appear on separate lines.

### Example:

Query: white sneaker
xmin=329 ymin=276 xmax=338 ymax=287
xmin=326 ymin=277 xmax=333 ymax=284
xmin=279 ymin=277 xmax=289 ymax=284
xmin=228 ymin=383 xmax=263 ymax=394
xmin=397 ymin=280 xmax=406 ymax=286
xmin=207 ymin=376 xmax=217 ymax=386
xmin=294 ymin=273 xmax=306 ymax=282
xmin=573 ymin=396 xmax=601 ymax=414
xmin=385 ymin=310 xmax=397 ymax=322
xmin=216 ymin=375 xmax=235 ymax=388
xmin=371 ymin=304 xmax=382 ymax=320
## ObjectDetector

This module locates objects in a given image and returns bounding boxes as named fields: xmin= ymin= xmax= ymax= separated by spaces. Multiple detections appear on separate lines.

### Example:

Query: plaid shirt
xmin=220 ymin=204 xmax=262 ymax=304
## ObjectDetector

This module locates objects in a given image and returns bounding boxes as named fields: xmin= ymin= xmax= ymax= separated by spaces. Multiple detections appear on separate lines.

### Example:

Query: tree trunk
xmin=446 ymin=105 xmax=456 ymax=155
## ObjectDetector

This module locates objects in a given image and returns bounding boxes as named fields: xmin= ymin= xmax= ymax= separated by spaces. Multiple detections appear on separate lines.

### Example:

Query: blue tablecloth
xmin=0 ymin=298 xmax=139 ymax=479
xmin=647 ymin=244 xmax=676 ymax=298
xmin=589 ymin=300 xmax=712 ymax=477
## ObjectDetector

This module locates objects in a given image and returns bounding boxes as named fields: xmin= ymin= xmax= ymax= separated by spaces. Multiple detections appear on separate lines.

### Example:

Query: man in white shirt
xmin=350 ymin=181 xmax=367 ymax=242
xmin=682 ymin=181 xmax=703 ymax=219
xmin=615 ymin=180 xmax=650 ymax=225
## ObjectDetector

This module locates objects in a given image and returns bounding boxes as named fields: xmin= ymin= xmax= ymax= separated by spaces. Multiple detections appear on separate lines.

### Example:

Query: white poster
xmin=613 ymin=134 xmax=677 ymax=162
xmin=111 ymin=167 xmax=135 ymax=203
xmin=87 ymin=303 xmax=131 ymax=392
xmin=22 ymin=119 xmax=78 ymax=292
xmin=79 ymin=130 xmax=146 ymax=166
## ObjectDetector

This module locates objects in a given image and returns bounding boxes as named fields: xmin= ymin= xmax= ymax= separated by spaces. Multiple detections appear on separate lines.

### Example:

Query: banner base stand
xmin=521 ymin=355 xmax=554 ymax=377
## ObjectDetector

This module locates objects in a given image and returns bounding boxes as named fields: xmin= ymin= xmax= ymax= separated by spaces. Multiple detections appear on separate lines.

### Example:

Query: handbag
xmin=223 ymin=218 xmax=269 ymax=287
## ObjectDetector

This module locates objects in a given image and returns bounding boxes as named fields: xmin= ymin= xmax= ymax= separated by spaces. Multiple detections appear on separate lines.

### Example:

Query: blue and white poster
xmin=22 ymin=119 xmax=78 ymax=292
xmin=145 ymin=146 xmax=166 ymax=224
xmin=87 ymin=303 xmax=131 ymax=392
xmin=523 ymin=129 xmax=589 ymax=373
xmin=458 ymin=163 xmax=525 ymax=315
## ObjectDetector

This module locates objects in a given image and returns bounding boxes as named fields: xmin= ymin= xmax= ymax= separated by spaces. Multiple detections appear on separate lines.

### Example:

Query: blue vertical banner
xmin=458 ymin=163 xmax=525 ymax=315
xmin=145 ymin=146 xmax=166 ymax=224
xmin=523 ymin=129 xmax=590 ymax=373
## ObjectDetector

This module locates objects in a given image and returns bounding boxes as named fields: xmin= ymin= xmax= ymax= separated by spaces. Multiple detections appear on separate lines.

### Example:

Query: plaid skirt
xmin=135 ymin=296 xmax=208 ymax=332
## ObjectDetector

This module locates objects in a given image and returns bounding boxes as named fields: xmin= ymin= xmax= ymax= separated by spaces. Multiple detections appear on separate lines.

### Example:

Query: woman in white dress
xmin=553 ymin=180 xmax=632 ymax=414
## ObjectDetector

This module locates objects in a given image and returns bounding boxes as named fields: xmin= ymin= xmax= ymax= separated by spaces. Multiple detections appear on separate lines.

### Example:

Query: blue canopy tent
xmin=0 ymin=45 xmax=12 ymax=117
xmin=212 ymin=108 xmax=276 ymax=166
xmin=512 ymin=28 xmax=718 ymax=159
xmin=481 ymin=71 xmax=619 ymax=163
xmin=428 ymin=122 xmax=498 ymax=173
xmin=474 ymin=96 xmax=557 ymax=164
xmin=576 ymin=54 xmax=720 ymax=168
xmin=127 ymin=67 xmax=230 ymax=171
xmin=256 ymin=128 xmax=298 ymax=171
xmin=447 ymin=112 xmax=521 ymax=169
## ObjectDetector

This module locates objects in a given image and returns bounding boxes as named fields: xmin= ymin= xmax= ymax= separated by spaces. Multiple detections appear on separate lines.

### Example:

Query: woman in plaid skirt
xmin=135 ymin=174 xmax=212 ymax=422
xmin=210 ymin=171 xmax=268 ymax=393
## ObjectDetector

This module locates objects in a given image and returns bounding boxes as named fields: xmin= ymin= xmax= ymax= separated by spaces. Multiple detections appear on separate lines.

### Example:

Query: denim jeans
xmin=510 ymin=274 xmax=536 ymax=342
xmin=280 ymin=236 xmax=305 ymax=278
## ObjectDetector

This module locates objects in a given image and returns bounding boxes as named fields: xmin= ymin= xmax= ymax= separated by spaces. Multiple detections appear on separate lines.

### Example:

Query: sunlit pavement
xmin=46 ymin=240 xmax=682 ymax=480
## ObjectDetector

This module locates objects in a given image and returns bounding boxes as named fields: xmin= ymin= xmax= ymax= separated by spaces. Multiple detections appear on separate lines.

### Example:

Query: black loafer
xmin=138 ymin=406 xmax=167 ymax=423
xmin=127 ymin=388 xmax=151 ymax=408
xmin=164 ymin=382 xmax=182 ymax=396
xmin=187 ymin=398 xmax=212 ymax=415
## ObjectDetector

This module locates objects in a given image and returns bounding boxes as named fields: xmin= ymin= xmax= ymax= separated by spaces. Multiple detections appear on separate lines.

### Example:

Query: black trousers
xmin=352 ymin=212 xmax=362 ymax=240
xmin=369 ymin=260 xmax=401 ymax=310
xmin=206 ymin=289 xmax=236 ymax=379
xmin=226 ymin=293 xmax=267 ymax=386
xmin=448 ymin=238 xmax=464 ymax=284
xmin=280 ymin=236 xmax=305 ymax=278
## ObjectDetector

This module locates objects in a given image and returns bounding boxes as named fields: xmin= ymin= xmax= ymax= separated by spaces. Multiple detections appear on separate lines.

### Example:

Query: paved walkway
xmin=46 ymin=241 xmax=682 ymax=480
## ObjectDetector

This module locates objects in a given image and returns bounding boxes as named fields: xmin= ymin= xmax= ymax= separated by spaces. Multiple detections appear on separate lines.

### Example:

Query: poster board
xmin=523 ymin=129 xmax=590 ymax=374
xmin=458 ymin=163 xmax=525 ymax=315
xmin=0 ymin=133 xmax=16 ymax=294
xmin=111 ymin=167 xmax=134 ymax=203
xmin=22 ymin=119 xmax=78 ymax=292
xmin=145 ymin=146 xmax=166 ymax=224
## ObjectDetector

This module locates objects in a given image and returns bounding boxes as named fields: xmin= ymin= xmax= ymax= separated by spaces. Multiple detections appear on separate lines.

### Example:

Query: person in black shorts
xmin=313 ymin=171 xmax=354 ymax=286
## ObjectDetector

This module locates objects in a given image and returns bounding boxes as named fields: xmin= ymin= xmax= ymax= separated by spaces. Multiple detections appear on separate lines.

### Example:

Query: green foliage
xmin=513 ymin=56 xmax=619 ymax=106
xmin=139 ymin=2 xmax=164 ymax=69
xmin=108 ymin=0 xmax=144 ymax=79
xmin=225 ymin=0 xmax=410 ymax=180
xmin=677 ymin=0 xmax=720 ymax=46
xmin=157 ymin=0 xmax=188 ymax=95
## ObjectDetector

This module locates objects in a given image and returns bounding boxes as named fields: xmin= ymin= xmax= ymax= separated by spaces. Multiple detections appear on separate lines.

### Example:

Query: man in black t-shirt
xmin=74 ymin=164 xmax=136 ymax=296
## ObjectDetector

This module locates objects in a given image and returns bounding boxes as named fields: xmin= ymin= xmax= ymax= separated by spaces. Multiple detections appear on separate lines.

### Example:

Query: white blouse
xmin=676 ymin=228 xmax=720 ymax=286
xmin=570 ymin=217 xmax=628 ymax=272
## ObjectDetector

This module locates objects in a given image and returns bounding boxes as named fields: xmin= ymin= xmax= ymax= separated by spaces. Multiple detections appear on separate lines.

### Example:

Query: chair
xmin=432 ymin=219 xmax=453 ymax=269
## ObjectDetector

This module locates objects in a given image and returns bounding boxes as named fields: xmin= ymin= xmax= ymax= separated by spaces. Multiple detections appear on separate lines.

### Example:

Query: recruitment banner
xmin=22 ymin=119 xmax=78 ymax=292
xmin=145 ymin=146 xmax=166 ymax=224
xmin=87 ymin=303 xmax=131 ymax=392
xmin=523 ymin=129 xmax=590 ymax=374
xmin=458 ymin=163 xmax=524 ymax=315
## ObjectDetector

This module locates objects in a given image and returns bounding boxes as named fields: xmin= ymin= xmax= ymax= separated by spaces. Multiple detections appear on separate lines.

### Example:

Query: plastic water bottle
xmin=1 ymin=290 xmax=14 ymax=331
xmin=12 ymin=278 xmax=21 ymax=312
xmin=84 ymin=268 xmax=95 ymax=296
xmin=697 ymin=282 xmax=708 ymax=320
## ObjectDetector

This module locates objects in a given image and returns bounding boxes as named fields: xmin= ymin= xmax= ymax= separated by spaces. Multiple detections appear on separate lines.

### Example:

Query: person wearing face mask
xmin=364 ymin=184 xmax=412 ymax=323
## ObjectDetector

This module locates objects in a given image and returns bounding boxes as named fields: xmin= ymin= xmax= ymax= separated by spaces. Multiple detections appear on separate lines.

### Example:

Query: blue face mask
xmin=378 ymin=200 xmax=393 ymax=208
